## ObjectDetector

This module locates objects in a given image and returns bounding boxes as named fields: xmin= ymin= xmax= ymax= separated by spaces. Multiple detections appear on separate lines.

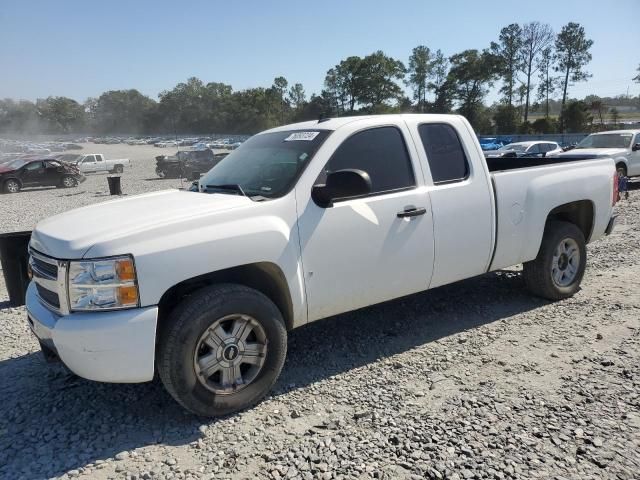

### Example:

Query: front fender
xmin=83 ymin=198 xmax=306 ymax=325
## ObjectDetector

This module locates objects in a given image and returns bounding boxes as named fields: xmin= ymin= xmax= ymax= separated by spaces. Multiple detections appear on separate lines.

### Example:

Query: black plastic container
xmin=107 ymin=176 xmax=122 ymax=195
xmin=0 ymin=231 xmax=32 ymax=306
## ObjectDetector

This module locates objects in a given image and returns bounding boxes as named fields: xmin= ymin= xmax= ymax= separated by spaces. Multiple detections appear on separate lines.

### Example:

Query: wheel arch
xmin=546 ymin=199 xmax=595 ymax=242
xmin=156 ymin=262 xmax=295 ymax=334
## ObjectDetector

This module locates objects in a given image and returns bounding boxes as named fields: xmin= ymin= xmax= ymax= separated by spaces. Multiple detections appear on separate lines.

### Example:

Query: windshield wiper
xmin=204 ymin=184 xmax=247 ymax=197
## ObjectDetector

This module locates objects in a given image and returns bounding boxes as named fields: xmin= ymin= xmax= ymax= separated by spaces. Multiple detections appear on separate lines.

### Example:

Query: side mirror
xmin=632 ymin=143 xmax=640 ymax=152
xmin=311 ymin=169 xmax=372 ymax=208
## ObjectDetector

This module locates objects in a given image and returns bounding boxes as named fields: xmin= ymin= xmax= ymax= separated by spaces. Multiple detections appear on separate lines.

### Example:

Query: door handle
xmin=397 ymin=207 xmax=426 ymax=218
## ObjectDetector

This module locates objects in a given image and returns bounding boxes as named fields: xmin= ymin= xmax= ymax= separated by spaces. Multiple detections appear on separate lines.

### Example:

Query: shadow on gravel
xmin=0 ymin=270 xmax=546 ymax=478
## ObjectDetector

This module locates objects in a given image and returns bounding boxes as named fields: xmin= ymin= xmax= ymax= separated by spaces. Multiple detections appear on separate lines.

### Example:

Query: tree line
xmin=1 ymin=21 xmax=639 ymax=136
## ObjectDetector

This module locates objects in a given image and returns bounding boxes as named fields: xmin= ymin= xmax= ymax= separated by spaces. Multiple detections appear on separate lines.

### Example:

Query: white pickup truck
xmin=72 ymin=154 xmax=130 ymax=174
xmin=26 ymin=114 xmax=618 ymax=417
xmin=554 ymin=129 xmax=640 ymax=177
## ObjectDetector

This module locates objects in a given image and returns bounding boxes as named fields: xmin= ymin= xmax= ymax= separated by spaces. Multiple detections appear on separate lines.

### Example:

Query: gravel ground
xmin=0 ymin=154 xmax=639 ymax=480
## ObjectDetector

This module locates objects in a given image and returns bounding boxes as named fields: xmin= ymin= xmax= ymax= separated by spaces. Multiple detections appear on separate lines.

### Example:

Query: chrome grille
xmin=29 ymin=248 xmax=69 ymax=315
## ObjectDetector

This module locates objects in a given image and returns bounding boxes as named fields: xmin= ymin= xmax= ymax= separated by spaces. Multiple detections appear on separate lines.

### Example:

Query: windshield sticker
xmin=284 ymin=132 xmax=320 ymax=142
xmin=299 ymin=152 xmax=308 ymax=161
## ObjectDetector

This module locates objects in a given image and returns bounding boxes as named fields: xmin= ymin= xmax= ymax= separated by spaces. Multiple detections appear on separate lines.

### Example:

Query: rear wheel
xmin=158 ymin=284 xmax=287 ymax=417
xmin=616 ymin=163 xmax=627 ymax=176
xmin=523 ymin=221 xmax=586 ymax=300
xmin=61 ymin=175 xmax=77 ymax=188
xmin=4 ymin=179 xmax=21 ymax=193
xmin=113 ymin=164 xmax=124 ymax=174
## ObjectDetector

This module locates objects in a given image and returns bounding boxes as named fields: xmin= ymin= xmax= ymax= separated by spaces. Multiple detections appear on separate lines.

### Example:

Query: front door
xmin=630 ymin=133 xmax=640 ymax=176
xmin=296 ymin=123 xmax=435 ymax=322
xmin=81 ymin=155 xmax=96 ymax=172
xmin=20 ymin=161 xmax=45 ymax=186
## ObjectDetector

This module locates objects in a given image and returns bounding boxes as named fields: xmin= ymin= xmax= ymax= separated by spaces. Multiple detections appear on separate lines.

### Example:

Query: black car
xmin=155 ymin=149 xmax=229 ymax=180
xmin=0 ymin=157 xmax=85 ymax=193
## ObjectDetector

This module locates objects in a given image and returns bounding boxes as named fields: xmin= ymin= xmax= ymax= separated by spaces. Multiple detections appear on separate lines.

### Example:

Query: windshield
xmin=6 ymin=158 xmax=27 ymax=169
xmin=575 ymin=133 xmax=633 ymax=149
xmin=198 ymin=130 xmax=331 ymax=199
xmin=499 ymin=143 xmax=527 ymax=152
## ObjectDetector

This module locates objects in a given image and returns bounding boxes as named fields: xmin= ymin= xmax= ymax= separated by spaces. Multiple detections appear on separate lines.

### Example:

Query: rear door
xmin=296 ymin=120 xmax=435 ymax=321
xmin=406 ymin=118 xmax=495 ymax=288
xmin=43 ymin=160 xmax=63 ymax=185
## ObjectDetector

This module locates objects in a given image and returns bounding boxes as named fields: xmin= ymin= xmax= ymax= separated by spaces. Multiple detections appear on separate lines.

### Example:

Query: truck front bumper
xmin=25 ymin=282 xmax=158 ymax=383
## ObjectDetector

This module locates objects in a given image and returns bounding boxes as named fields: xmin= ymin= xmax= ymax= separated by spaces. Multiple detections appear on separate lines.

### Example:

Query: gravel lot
xmin=0 ymin=148 xmax=639 ymax=480
xmin=1 ymin=143 xmax=209 ymax=233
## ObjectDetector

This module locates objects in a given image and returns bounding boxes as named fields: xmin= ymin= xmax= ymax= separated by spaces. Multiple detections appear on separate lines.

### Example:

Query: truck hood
xmin=30 ymin=189 xmax=252 ymax=259
xmin=560 ymin=148 xmax=627 ymax=157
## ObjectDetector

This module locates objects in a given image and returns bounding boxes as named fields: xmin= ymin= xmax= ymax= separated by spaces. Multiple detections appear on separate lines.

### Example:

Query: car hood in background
xmin=30 ymin=189 xmax=253 ymax=259
xmin=558 ymin=148 xmax=627 ymax=157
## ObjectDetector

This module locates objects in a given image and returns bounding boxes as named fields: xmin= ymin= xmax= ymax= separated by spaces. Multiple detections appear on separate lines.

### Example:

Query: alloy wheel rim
xmin=63 ymin=177 xmax=74 ymax=187
xmin=551 ymin=237 xmax=580 ymax=287
xmin=193 ymin=314 xmax=268 ymax=395
xmin=7 ymin=181 xmax=19 ymax=192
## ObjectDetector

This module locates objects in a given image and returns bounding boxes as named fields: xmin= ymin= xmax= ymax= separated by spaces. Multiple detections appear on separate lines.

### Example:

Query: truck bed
xmin=485 ymin=154 xmax=602 ymax=173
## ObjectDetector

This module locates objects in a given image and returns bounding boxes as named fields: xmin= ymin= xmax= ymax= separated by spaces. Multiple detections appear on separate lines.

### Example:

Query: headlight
xmin=68 ymin=255 xmax=139 ymax=311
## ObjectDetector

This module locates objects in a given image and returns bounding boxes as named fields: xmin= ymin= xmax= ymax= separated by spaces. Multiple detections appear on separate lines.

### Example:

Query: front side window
xmin=198 ymin=130 xmax=331 ymax=199
xmin=24 ymin=161 xmax=43 ymax=170
xmin=320 ymin=126 xmax=415 ymax=195
xmin=419 ymin=123 xmax=469 ymax=184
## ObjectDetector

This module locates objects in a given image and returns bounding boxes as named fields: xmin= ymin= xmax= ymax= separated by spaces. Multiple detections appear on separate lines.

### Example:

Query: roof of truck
xmin=261 ymin=114 xmax=466 ymax=134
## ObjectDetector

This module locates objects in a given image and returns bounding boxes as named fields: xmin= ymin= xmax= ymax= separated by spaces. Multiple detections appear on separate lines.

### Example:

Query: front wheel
xmin=61 ymin=175 xmax=78 ymax=188
xmin=158 ymin=284 xmax=287 ymax=417
xmin=523 ymin=221 xmax=586 ymax=300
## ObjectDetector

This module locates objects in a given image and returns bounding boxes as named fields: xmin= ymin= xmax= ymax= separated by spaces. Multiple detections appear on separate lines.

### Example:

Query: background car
xmin=0 ymin=157 xmax=85 ymax=193
xmin=485 ymin=141 xmax=563 ymax=158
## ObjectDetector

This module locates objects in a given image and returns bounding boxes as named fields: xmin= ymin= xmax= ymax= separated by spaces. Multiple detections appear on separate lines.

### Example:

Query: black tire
xmin=113 ymin=164 xmax=124 ymax=174
xmin=523 ymin=220 xmax=586 ymax=301
xmin=61 ymin=175 xmax=78 ymax=188
xmin=4 ymin=179 xmax=21 ymax=193
xmin=158 ymin=284 xmax=287 ymax=417
xmin=616 ymin=163 xmax=627 ymax=176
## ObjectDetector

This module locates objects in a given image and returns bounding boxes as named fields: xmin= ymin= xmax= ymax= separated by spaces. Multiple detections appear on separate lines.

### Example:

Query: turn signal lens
xmin=117 ymin=285 xmax=139 ymax=306
xmin=115 ymin=258 xmax=136 ymax=281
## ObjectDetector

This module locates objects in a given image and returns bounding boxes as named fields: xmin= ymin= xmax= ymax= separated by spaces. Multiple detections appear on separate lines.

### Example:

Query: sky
xmin=1 ymin=0 xmax=638 ymax=105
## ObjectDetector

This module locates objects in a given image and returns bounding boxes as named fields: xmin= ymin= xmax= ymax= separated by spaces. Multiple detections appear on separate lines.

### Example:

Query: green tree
xmin=324 ymin=56 xmax=364 ymax=113
xmin=0 ymin=99 xmax=42 ymax=133
xmin=37 ymin=96 xmax=85 ymax=132
xmin=559 ymin=101 xmax=592 ymax=132
xmin=555 ymin=22 xmax=593 ymax=131
xmin=586 ymin=97 xmax=606 ymax=125
xmin=633 ymin=64 xmax=640 ymax=83
xmin=491 ymin=23 xmax=523 ymax=105
xmin=406 ymin=45 xmax=432 ymax=112
xmin=493 ymin=104 xmax=520 ymax=133
xmin=536 ymin=46 xmax=558 ymax=118
xmin=272 ymin=76 xmax=289 ymax=124
xmin=519 ymin=22 xmax=554 ymax=122
xmin=288 ymin=83 xmax=306 ymax=111
xmin=428 ymin=50 xmax=452 ymax=113
xmin=531 ymin=117 xmax=556 ymax=133
xmin=357 ymin=51 xmax=405 ymax=110
xmin=448 ymin=49 xmax=500 ymax=127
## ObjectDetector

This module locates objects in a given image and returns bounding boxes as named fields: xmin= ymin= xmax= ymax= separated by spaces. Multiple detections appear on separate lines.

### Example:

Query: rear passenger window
xmin=418 ymin=124 xmax=469 ymax=184
xmin=322 ymin=126 xmax=415 ymax=195
xmin=528 ymin=144 xmax=541 ymax=154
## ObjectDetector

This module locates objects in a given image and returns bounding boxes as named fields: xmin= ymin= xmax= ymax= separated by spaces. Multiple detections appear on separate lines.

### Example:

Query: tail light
xmin=612 ymin=172 xmax=619 ymax=206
